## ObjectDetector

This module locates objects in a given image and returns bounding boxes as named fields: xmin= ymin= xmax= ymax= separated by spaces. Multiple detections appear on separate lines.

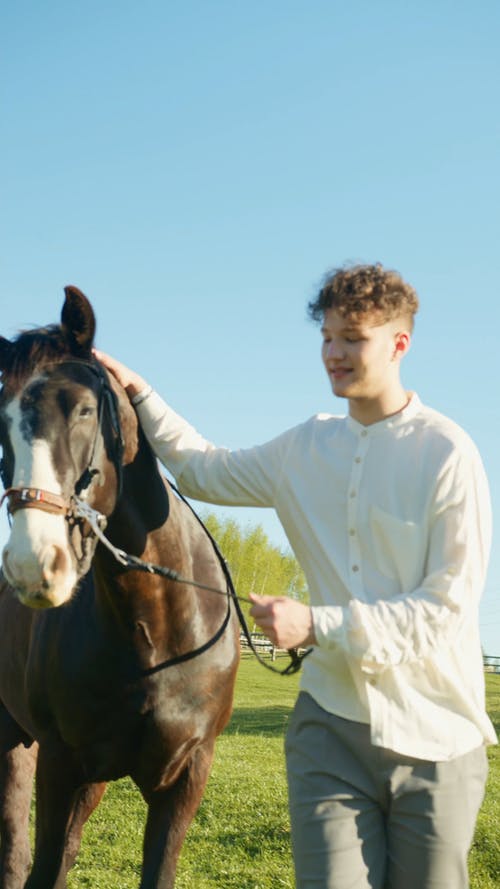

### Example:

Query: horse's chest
xmin=29 ymin=651 xmax=201 ymax=785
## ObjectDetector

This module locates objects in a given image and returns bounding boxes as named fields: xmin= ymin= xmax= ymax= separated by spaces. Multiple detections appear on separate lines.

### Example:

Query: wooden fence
xmin=484 ymin=655 xmax=500 ymax=674
xmin=239 ymin=632 xmax=289 ymax=662
xmin=241 ymin=639 xmax=500 ymax=672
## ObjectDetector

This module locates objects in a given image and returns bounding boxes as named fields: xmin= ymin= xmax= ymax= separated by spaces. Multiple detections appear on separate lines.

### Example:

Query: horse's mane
xmin=1 ymin=325 xmax=76 ymax=393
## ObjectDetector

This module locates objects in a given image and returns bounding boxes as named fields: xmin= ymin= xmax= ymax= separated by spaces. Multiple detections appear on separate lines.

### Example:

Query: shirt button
xmin=361 ymin=430 xmax=368 ymax=437
xmin=355 ymin=457 xmax=361 ymax=464
xmin=349 ymin=528 xmax=356 ymax=536
xmin=350 ymin=490 xmax=356 ymax=498
xmin=352 ymin=565 xmax=359 ymax=572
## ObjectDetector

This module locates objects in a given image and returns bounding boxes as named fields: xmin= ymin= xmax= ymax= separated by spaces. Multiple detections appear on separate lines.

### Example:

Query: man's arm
xmin=250 ymin=447 xmax=491 ymax=670
xmin=311 ymin=449 xmax=491 ymax=673
xmin=95 ymin=350 xmax=297 ymax=510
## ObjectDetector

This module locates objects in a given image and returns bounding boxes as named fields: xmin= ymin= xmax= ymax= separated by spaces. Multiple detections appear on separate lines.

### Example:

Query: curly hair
xmin=307 ymin=263 xmax=419 ymax=330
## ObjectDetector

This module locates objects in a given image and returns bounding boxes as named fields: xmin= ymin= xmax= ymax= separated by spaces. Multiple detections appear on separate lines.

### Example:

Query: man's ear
xmin=393 ymin=330 xmax=411 ymax=359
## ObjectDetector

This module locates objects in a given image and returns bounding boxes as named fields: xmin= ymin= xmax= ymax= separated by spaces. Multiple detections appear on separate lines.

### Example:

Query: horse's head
xmin=0 ymin=287 xmax=125 ymax=608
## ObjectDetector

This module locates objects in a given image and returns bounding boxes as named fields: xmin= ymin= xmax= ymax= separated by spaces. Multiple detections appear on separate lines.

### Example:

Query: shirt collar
xmin=346 ymin=392 xmax=422 ymax=436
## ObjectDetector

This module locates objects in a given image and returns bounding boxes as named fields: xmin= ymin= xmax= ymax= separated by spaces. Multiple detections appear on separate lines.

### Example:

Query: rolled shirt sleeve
xmin=312 ymin=439 xmax=491 ymax=673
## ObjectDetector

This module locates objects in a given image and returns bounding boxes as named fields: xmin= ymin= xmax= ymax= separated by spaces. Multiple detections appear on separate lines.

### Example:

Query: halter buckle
xmin=19 ymin=487 xmax=42 ymax=503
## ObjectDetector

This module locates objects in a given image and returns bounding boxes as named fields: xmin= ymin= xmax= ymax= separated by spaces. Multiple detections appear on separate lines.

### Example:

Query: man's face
xmin=321 ymin=308 xmax=405 ymax=405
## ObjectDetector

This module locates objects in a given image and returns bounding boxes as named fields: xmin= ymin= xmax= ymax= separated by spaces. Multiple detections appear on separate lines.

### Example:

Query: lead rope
xmin=72 ymin=495 xmax=312 ymax=676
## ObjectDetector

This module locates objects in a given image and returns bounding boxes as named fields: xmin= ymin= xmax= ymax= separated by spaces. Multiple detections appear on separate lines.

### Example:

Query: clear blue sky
xmin=1 ymin=1 xmax=499 ymax=653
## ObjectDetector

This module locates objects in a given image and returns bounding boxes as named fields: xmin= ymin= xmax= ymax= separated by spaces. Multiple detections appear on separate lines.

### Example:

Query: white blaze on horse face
xmin=1 ymin=397 xmax=78 ymax=608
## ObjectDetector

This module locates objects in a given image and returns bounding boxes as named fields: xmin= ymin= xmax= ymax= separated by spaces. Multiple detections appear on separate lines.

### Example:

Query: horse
xmin=0 ymin=287 xmax=240 ymax=889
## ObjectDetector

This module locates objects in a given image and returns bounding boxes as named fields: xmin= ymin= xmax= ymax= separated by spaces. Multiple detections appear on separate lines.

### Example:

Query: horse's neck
xmin=108 ymin=428 xmax=172 ymax=555
xmin=94 ymin=394 xmax=198 ymax=632
xmin=94 ymin=456 xmax=197 ymax=663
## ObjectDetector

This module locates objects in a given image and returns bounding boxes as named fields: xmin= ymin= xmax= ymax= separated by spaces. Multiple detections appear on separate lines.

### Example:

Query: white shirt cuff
xmin=311 ymin=605 xmax=344 ymax=649
xmin=131 ymin=385 xmax=153 ymax=407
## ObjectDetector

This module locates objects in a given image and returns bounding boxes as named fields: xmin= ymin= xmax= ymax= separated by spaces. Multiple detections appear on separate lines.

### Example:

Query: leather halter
xmin=0 ymin=486 xmax=68 ymax=516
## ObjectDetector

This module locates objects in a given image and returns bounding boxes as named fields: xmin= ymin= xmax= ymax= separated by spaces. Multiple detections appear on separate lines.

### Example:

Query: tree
xmin=200 ymin=510 xmax=308 ymax=626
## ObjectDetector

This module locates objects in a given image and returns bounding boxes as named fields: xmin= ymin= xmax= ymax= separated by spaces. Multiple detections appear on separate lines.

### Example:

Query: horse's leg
xmin=140 ymin=742 xmax=215 ymax=889
xmin=0 ymin=706 xmax=37 ymax=889
xmin=25 ymin=745 xmax=106 ymax=889
xmin=60 ymin=781 xmax=107 ymax=874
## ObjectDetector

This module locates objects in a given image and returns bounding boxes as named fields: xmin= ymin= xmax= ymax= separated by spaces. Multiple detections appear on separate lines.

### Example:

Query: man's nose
xmin=324 ymin=340 xmax=345 ymax=360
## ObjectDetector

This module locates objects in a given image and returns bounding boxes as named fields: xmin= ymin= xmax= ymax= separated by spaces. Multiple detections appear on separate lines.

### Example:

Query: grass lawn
xmin=470 ymin=673 xmax=500 ymax=889
xmin=62 ymin=660 xmax=500 ymax=888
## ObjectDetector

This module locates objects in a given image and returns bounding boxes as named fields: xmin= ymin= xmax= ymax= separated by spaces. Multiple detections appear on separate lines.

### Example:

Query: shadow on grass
xmin=224 ymin=705 xmax=292 ymax=737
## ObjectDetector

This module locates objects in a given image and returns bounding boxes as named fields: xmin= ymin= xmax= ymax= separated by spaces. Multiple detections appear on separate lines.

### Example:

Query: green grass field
xmin=64 ymin=661 xmax=499 ymax=888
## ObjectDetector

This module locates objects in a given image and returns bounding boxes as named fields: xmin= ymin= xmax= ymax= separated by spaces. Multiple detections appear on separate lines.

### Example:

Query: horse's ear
xmin=61 ymin=286 xmax=96 ymax=356
xmin=0 ymin=337 xmax=14 ymax=373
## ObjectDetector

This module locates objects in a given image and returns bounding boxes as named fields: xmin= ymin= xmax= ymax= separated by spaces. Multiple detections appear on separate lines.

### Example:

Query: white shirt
xmin=137 ymin=390 xmax=497 ymax=760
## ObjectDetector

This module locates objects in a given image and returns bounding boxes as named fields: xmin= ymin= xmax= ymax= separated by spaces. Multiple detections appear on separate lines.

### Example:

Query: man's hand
xmin=249 ymin=594 xmax=316 ymax=650
xmin=93 ymin=349 xmax=148 ymax=400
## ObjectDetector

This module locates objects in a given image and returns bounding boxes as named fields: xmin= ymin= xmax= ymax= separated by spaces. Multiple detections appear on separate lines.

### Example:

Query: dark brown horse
xmin=0 ymin=288 xmax=240 ymax=888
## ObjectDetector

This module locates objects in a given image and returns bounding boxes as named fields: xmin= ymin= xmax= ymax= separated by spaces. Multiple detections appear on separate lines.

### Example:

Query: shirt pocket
xmin=369 ymin=504 xmax=423 ymax=593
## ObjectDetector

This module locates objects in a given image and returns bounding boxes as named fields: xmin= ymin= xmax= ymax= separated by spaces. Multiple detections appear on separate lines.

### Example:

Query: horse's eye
xmin=79 ymin=405 xmax=95 ymax=419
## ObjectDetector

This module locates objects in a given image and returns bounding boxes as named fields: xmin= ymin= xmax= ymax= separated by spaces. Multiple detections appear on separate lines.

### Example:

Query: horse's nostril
xmin=41 ymin=544 xmax=69 ymax=583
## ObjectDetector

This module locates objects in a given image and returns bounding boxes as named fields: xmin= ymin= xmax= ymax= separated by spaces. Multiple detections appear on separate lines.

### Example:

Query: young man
xmin=96 ymin=263 xmax=496 ymax=889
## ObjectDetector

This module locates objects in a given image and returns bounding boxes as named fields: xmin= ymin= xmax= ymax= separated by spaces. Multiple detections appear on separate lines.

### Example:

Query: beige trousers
xmin=285 ymin=692 xmax=488 ymax=889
